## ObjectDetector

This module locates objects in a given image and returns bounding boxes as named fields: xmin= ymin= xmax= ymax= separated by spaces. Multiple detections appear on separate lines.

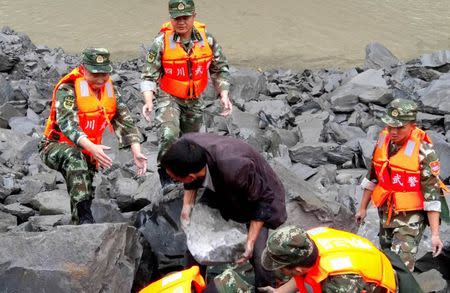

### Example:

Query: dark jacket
xmin=182 ymin=133 xmax=287 ymax=229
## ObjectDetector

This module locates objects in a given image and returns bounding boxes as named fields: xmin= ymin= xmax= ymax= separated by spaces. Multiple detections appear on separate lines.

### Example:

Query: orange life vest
xmin=159 ymin=21 xmax=213 ymax=99
xmin=43 ymin=67 xmax=117 ymax=156
xmin=294 ymin=227 xmax=396 ymax=293
xmin=139 ymin=266 xmax=206 ymax=293
xmin=371 ymin=127 xmax=429 ymax=216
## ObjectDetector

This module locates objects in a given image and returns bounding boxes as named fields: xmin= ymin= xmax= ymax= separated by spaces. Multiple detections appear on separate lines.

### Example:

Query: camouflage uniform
xmin=40 ymin=49 xmax=141 ymax=223
xmin=259 ymin=226 xmax=393 ymax=293
xmin=140 ymin=8 xmax=230 ymax=163
xmin=362 ymin=98 xmax=444 ymax=271
xmin=212 ymin=268 xmax=254 ymax=293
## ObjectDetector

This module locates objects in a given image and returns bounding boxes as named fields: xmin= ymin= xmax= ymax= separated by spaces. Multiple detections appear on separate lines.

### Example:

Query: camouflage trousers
xmin=154 ymin=95 xmax=204 ymax=164
xmin=378 ymin=209 xmax=426 ymax=272
xmin=39 ymin=140 xmax=96 ymax=223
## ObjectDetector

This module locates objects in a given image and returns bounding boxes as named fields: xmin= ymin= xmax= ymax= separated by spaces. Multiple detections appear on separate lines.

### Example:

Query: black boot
xmin=158 ymin=167 xmax=177 ymax=195
xmin=77 ymin=199 xmax=95 ymax=224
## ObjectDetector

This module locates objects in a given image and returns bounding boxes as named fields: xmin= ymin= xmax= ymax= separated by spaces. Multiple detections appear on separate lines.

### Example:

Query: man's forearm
xmin=427 ymin=211 xmax=441 ymax=236
xmin=247 ymin=220 xmax=264 ymax=247
xmin=359 ymin=189 xmax=372 ymax=210
xmin=183 ymin=189 xmax=197 ymax=208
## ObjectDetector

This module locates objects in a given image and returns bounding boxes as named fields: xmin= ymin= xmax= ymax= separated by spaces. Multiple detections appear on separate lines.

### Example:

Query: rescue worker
xmin=40 ymin=48 xmax=147 ymax=224
xmin=140 ymin=0 xmax=232 ymax=194
xmin=355 ymin=98 xmax=448 ymax=271
xmin=259 ymin=225 xmax=399 ymax=293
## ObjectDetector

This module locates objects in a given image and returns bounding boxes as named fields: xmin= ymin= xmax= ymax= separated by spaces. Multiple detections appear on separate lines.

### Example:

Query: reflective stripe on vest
xmin=294 ymin=227 xmax=396 ymax=293
xmin=159 ymin=21 xmax=213 ymax=99
xmin=371 ymin=127 xmax=425 ymax=212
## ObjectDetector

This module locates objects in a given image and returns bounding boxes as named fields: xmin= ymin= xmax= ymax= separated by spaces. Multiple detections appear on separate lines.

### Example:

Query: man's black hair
xmin=160 ymin=138 xmax=207 ymax=178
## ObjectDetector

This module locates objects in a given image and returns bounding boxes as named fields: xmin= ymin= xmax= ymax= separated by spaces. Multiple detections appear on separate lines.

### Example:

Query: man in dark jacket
xmin=160 ymin=133 xmax=287 ymax=288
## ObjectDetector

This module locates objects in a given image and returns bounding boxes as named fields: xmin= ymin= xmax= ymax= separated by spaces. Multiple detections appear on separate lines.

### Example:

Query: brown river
xmin=0 ymin=0 xmax=449 ymax=70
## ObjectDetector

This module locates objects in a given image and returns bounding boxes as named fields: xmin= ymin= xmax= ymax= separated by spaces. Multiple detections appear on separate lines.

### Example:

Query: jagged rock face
xmin=0 ymin=223 xmax=142 ymax=293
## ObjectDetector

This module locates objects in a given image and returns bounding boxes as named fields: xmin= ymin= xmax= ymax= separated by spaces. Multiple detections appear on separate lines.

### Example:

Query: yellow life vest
xmin=294 ymin=227 xmax=397 ymax=293
xmin=159 ymin=21 xmax=213 ymax=99
xmin=139 ymin=266 xmax=206 ymax=293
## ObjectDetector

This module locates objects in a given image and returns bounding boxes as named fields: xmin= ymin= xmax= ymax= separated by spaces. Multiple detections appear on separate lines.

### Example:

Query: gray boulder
xmin=418 ymin=74 xmax=450 ymax=114
xmin=364 ymin=42 xmax=401 ymax=70
xmin=185 ymin=204 xmax=247 ymax=264
xmin=27 ymin=214 xmax=72 ymax=232
xmin=30 ymin=190 xmax=71 ymax=215
xmin=289 ymin=142 xmax=354 ymax=168
xmin=326 ymin=122 xmax=367 ymax=144
xmin=229 ymin=67 xmax=266 ymax=101
xmin=0 ymin=223 xmax=142 ymax=293
xmin=271 ymin=161 xmax=357 ymax=231
xmin=420 ymin=50 xmax=450 ymax=67
xmin=294 ymin=111 xmax=329 ymax=143
xmin=0 ymin=210 xmax=16 ymax=232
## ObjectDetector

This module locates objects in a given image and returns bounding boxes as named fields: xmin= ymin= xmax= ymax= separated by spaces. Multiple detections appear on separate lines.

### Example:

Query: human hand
xmin=219 ymin=91 xmax=232 ymax=116
xmin=257 ymin=286 xmax=277 ymax=293
xmin=431 ymin=234 xmax=443 ymax=257
xmin=355 ymin=208 xmax=367 ymax=225
xmin=131 ymin=144 xmax=147 ymax=176
xmin=90 ymin=144 xmax=113 ymax=169
xmin=236 ymin=240 xmax=254 ymax=264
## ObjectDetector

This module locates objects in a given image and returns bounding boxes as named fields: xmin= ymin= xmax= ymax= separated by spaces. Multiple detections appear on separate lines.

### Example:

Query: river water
xmin=0 ymin=0 xmax=449 ymax=69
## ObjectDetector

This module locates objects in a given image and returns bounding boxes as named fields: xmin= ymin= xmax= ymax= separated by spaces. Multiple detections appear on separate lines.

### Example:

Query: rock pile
xmin=1 ymin=27 xmax=449 ymax=292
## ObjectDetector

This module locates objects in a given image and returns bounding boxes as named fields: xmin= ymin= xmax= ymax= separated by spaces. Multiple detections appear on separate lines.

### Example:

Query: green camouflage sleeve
xmin=54 ymin=83 xmax=87 ymax=145
xmin=322 ymin=274 xmax=379 ymax=293
xmin=140 ymin=32 xmax=165 ymax=93
xmin=111 ymin=87 xmax=143 ymax=148
xmin=419 ymin=140 xmax=442 ymax=204
xmin=205 ymin=30 xmax=231 ymax=93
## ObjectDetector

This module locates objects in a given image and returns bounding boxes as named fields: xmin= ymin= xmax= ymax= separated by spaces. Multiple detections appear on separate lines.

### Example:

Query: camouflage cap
xmin=81 ymin=48 xmax=113 ymax=74
xmin=213 ymin=269 xmax=254 ymax=293
xmin=262 ymin=226 xmax=314 ymax=271
xmin=169 ymin=0 xmax=195 ymax=18
xmin=381 ymin=98 xmax=417 ymax=127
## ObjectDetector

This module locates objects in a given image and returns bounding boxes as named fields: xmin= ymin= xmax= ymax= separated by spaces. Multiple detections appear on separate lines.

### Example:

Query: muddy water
xmin=1 ymin=0 xmax=449 ymax=69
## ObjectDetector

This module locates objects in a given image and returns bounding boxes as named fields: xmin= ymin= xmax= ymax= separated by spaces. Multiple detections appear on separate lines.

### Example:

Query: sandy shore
xmin=1 ymin=0 xmax=449 ymax=70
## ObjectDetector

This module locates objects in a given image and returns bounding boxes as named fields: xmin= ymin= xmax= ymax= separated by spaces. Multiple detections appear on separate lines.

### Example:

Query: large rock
xmin=294 ymin=111 xmax=329 ymax=143
xmin=364 ymin=42 xmax=401 ymax=70
xmin=229 ymin=67 xmax=266 ymax=101
xmin=326 ymin=122 xmax=366 ymax=144
xmin=329 ymin=69 xmax=391 ymax=112
xmin=289 ymin=142 xmax=354 ymax=167
xmin=0 ymin=223 xmax=142 ymax=293
xmin=0 ymin=210 xmax=16 ymax=232
xmin=271 ymin=161 xmax=357 ymax=231
xmin=136 ymin=199 xmax=187 ymax=271
xmin=30 ymin=190 xmax=71 ymax=215
xmin=0 ymin=75 xmax=14 ymax=105
xmin=420 ymin=50 xmax=450 ymax=67
xmin=184 ymin=204 xmax=247 ymax=264
xmin=418 ymin=74 xmax=450 ymax=114
xmin=244 ymin=99 xmax=292 ymax=128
